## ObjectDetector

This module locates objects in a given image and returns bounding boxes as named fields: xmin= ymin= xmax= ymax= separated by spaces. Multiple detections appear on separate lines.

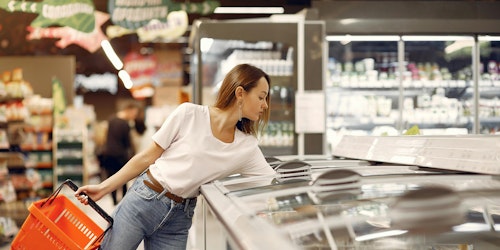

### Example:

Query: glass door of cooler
xmin=478 ymin=36 xmax=500 ymax=134
xmin=190 ymin=19 xmax=325 ymax=156
xmin=325 ymin=35 xmax=478 ymax=152
xmin=192 ymin=37 xmax=296 ymax=156
xmin=326 ymin=36 xmax=401 ymax=150
xmin=401 ymin=35 xmax=475 ymax=135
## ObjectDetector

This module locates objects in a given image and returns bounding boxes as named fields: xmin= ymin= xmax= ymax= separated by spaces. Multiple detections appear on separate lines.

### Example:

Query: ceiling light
xmin=118 ymin=70 xmax=134 ymax=89
xmin=402 ymin=36 xmax=474 ymax=41
xmin=326 ymin=35 xmax=400 ymax=42
xmin=214 ymin=7 xmax=284 ymax=14
xmin=101 ymin=40 xmax=123 ymax=70
xmin=200 ymin=38 xmax=214 ymax=53
xmin=478 ymin=36 xmax=500 ymax=41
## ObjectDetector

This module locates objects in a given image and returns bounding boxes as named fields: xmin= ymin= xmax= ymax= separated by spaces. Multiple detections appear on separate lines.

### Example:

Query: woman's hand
xmin=75 ymin=184 xmax=107 ymax=205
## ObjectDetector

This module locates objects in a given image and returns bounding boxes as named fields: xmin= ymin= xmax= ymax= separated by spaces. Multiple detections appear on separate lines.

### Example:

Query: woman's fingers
xmin=75 ymin=186 xmax=90 ymax=204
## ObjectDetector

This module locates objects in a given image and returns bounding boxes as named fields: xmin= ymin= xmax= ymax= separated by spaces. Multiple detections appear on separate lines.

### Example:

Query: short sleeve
xmin=152 ymin=103 xmax=188 ymax=149
xmin=240 ymin=146 xmax=276 ymax=177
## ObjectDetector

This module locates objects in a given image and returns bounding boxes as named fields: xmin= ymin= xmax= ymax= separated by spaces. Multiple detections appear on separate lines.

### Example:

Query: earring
xmin=238 ymin=102 xmax=242 ymax=122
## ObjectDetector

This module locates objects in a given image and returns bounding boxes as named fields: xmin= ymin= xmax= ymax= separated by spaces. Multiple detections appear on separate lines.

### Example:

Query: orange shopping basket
xmin=11 ymin=179 xmax=113 ymax=250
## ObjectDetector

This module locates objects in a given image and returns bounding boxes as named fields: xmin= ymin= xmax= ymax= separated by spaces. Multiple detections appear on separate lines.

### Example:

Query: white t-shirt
xmin=149 ymin=102 xmax=275 ymax=198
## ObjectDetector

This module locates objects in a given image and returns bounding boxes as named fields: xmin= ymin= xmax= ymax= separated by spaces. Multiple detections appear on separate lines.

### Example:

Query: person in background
xmin=99 ymin=101 xmax=140 ymax=205
xmin=130 ymin=108 xmax=147 ymax=153
xmin=75 ymin=64 xmax=275 ymax=250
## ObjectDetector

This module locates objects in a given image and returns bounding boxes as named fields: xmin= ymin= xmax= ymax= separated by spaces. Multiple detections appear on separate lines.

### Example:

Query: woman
xmin=75 ymin=64 xmax=275 ymax=250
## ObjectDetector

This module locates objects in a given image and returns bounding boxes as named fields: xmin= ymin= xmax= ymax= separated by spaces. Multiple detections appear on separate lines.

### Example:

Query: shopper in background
xmin=130 ymin=108 xmax=147 ymax=153
xmin=75 ymin=64 xmax=275 ymax=250
xmin=99 ymin=101 xmax=140 ymax=205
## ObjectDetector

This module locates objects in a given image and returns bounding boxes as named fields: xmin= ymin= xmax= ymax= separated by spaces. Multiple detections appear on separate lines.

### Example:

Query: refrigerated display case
xmin=196 ymin=135 xmax=500 ymax=250
xmin=326 ymin=36 xmax=402 ymax=142
xmin=326 ymin=35 xmax=476 ymax=142
xmin=311 ymin=0 xmax=500 ymax=153
xmin=477 ymin=36 xmax=500 ymax=134
xmin=189 ymin=15 xmax=326 ymax=156
xmin=325 ymin=35 xmax=500 ymax=152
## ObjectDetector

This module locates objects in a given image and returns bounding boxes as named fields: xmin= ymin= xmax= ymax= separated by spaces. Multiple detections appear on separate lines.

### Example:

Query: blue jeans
xmin=100 ymin=171 xmax=197 ymax=250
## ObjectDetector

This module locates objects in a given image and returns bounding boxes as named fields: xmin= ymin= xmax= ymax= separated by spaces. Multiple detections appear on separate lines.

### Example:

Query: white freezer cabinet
xmin=198 ymin=136 xmax=500 ymax=249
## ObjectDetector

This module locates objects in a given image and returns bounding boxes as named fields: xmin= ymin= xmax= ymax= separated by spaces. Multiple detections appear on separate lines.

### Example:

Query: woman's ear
xmin=235 ymin=86 xmax=245 ymax=99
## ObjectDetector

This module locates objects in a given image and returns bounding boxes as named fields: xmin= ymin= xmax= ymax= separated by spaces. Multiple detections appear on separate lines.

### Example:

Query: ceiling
xmin=1 ymin=0 xmax=497 ymax=76
xmin=0 ymin=0 xmax=311 ymax=76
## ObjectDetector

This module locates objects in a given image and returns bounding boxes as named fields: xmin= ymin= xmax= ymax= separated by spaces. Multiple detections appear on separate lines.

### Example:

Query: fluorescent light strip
xmin=101 ymin=40 xmax=123 ymax=70
xmin=200 ymin=38 xmax=214 ymax=53
xmin=478 ymin=36 xmax=500 ymax=41
xmin=326 ymin=35 xmax=478 ymax=42
xmin=214 ymin=7 xmax=284 ymax=14
xmin=326 ymin=35 xmax=400 ymax=42
xmin=402 ymin=35 xmax=474 ymax=41
xmin=118 ymin=70 xmax=134 ymax=89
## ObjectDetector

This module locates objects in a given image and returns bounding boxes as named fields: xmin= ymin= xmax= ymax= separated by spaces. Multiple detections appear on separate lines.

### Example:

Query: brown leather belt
xmin=144 ymin=169 xmax=184 ymax=203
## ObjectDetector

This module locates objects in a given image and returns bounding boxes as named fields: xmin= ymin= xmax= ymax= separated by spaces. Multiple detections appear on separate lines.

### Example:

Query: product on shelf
xmin=2 ymin=68 xmax=33 ymax=99
xmin=0 ymin=69 xmax=55 ymax=201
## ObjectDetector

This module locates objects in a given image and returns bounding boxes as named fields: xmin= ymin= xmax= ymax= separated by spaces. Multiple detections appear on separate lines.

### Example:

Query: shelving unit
xmin=53 ymin=128 xmax=86 ymax=187
xmin=312 ymin=1 xmax=500 ymax=152
xmin=325 ymin=35 xmax=500 ymax=148
xmin=0 ymin=86 xmax=54 ymax=200
xmin=0 ymin=152 xmax=25 ymax=201
xmin=0 ymin=152 xmax=26 ymax=243
xmin=21 ymin=104 xmax=54 ymax=198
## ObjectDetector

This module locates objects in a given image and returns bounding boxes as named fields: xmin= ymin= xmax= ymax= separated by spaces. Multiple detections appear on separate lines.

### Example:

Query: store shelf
xmin=464 ymin=86 xmax=500 ymax=98
xmin=480 ymin=117 xmax=500 ymax=128
xmin=53 ymin=128 xmax=87 ymax=188
xmin=325 ymin=33 xmax=500 ymax=145
xmin=0 ymin=152 xmax=24 ymax=167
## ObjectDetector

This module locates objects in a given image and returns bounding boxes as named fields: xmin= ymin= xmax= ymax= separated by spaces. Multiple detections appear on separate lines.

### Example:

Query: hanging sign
xmin=136 ymin=10 xmax=188 ymax=42
xmin=0 ymin=0 xmax=95 ymax=33
xmin=107 ymin=10 xmax=189 ymax=42
xmin=123 ymin=51 xmax=158 ymax=99
xmin=108 ymin=0 xmax=220 ymax=30
xmin=26 ymin=11 xmax=109 ymax=53
xmin=0 ymin=0 xmax=108 ymax=53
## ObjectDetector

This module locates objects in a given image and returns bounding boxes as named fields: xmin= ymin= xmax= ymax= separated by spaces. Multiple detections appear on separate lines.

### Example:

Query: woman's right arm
xmin=75 ymin=142 xmax=164 ymax=203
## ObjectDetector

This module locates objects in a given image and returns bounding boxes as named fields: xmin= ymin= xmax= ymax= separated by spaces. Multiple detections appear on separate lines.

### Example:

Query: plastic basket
xmin=11 ymin=180 xmax=113 ymax=250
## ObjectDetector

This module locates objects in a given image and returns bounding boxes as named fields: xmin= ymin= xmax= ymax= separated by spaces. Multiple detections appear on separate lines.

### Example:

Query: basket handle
xmin=42 ymin=179 xmax=114 ymax=227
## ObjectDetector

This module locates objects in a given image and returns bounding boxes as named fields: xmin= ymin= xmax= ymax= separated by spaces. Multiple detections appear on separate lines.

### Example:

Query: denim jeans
xmin=100 ymin=171 xmax=197 ymax=250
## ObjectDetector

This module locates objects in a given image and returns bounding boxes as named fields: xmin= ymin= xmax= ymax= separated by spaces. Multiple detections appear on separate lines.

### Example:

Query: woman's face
xmin=242 ymin=77 xmax=269 ymax=121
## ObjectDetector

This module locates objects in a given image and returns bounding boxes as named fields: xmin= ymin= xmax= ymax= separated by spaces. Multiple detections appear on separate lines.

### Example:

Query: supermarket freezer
xmin=196 ymin=136 xmax=500 ymax=250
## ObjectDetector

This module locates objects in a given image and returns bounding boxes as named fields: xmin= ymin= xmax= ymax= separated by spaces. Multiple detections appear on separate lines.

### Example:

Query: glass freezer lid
xmin=224 ymin=163 xmax=454 ymax=197
xmin=241 ymin=174 xmax=500 ymax=225
xmin=271 ymin=185 xmax=500 ymax=249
